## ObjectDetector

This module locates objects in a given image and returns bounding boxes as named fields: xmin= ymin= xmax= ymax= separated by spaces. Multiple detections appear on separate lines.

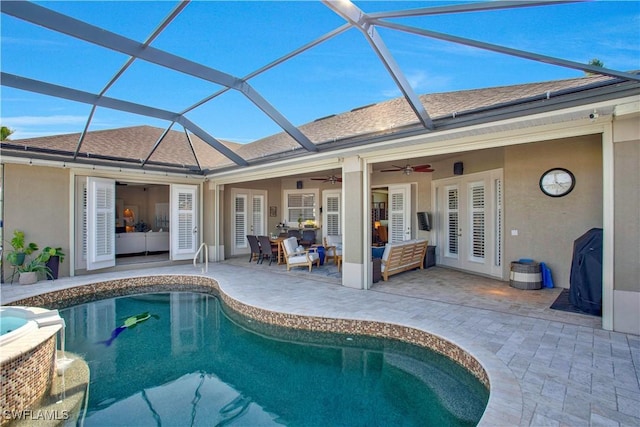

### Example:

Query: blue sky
xmin=1 ymin=0 xmax=639 ymax=142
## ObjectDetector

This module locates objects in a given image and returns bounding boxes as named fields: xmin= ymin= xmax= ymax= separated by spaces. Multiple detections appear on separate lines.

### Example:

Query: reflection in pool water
xmin=61 ymin=292 xmax=488 ymax=426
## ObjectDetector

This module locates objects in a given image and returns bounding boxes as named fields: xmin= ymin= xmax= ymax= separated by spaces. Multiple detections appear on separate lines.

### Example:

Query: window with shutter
xmin=284 ymin=190 xmax=318 ymax=225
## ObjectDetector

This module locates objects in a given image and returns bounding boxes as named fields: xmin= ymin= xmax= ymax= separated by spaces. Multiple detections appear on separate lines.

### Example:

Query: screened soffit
xmin=1 ymin=0 xmax=639 ymax=175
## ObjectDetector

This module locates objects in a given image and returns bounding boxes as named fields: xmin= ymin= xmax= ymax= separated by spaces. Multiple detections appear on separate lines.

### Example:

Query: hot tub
xmin=0 ymin=306 xmax=65 ymax=425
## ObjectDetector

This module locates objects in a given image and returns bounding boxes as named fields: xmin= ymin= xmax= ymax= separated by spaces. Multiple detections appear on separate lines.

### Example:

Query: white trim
xmin=282 ymin=188 xmax=320 ymax=227
xmin=601 ymin=124 xmax=614 ymax=331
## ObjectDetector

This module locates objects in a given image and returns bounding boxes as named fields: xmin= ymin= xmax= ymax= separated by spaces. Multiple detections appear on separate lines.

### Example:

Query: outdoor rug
xmin=550 ymin=288 xmax=600 ymax=317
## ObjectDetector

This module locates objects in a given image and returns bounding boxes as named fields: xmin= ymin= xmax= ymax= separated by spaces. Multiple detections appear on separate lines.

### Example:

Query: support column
xmin=341 ymin=156 xmax=367 ymax=289
xmin=210 ymin=182 xmax=225 ymax=262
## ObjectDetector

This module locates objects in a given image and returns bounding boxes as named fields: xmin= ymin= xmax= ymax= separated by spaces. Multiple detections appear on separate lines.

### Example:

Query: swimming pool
xmin=61 ymin=291 xmax=488 ymax=426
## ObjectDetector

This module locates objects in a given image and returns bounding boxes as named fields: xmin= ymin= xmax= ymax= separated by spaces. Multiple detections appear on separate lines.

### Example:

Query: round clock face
xmin=540 ymin=168 xmax=575 ymax=197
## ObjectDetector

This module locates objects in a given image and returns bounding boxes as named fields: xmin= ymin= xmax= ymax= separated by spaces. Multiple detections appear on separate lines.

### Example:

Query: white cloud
xmin=380 ymin=70 xmax=453 ymax=98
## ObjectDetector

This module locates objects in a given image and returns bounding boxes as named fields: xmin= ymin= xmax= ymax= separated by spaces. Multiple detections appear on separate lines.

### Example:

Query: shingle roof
xmin=214 ymin=73 xmax=622 ymax=168
xmin=1 ymin=73 xmax=631 ymax=173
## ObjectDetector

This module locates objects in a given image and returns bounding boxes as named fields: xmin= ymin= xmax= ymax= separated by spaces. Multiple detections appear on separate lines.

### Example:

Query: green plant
xmin=17 ymin=251 xmax=53 ymax=279
xmin=5 ymin=230 xmax=38 ymax=266
xmin=41 ymin=246 xmax=66 ymax=264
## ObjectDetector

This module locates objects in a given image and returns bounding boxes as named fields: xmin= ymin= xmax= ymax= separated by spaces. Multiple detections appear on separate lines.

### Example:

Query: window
xmin=284 ymin=189 xmax=318 ymax=225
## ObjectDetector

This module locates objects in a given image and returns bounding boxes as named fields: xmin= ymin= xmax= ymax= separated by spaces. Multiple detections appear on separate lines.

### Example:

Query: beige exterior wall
xmin=613 ymin=118 xmax=639 ymax=293
xmin=612 ymin=116 xmax=639 ymax=334
xmin=504 ymin=135 xmax=603 ymax=288
xmin=2 ymin=164 xmax=71 ymax=281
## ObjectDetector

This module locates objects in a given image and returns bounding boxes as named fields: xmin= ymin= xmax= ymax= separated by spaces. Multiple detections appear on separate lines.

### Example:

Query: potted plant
xmin=41 ymin=246 xmax=65 ymax=280
xmin=16 ymin=251 xmax=52 ymax=285
xmin=5 ymin=230 xmax=38 ymax=267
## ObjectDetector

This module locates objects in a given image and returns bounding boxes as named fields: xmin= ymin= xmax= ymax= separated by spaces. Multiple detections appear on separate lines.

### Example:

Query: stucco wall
xmin=504 ymin=135 xmax=602 ymax=288
xmin=2 ymin=164 xmax=70 ymax=281
xmin=613 ymin=119 xmax=640 ymax=293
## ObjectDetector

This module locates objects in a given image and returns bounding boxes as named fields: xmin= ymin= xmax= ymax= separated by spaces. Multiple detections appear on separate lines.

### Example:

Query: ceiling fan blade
xmin=414 ymin=166 xmax=434 ymax=172
xmin=310 ymin=178 xmax=328 ymax=181
xmin=380 ymin=167 xmax=401 ymax=172
xmin=412 ymin=164 xmax=432 ymax=170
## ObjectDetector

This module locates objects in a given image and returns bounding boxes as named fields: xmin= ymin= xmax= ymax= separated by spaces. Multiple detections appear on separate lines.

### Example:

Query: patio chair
xmin=246 ymin=235 xmax=261 ymax=263
xmin=257 ymin=235 xmax=278 ymax=265
xmin=281 ymin=236 xmax=320 ymax=272
xmin=323 ymin=235 xmax=342 ymax=265
xmin=299 ymin=229 xmax=316 ymax=248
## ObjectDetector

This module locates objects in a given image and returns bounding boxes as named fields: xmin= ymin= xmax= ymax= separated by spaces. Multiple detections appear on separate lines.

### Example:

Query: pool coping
xmin=4 ymin=273 xmax=523 ymax=426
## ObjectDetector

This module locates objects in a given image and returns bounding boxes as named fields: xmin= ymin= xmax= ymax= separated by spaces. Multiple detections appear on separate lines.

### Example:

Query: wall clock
xmin=539 ymin=168 xmax=575 ymax=197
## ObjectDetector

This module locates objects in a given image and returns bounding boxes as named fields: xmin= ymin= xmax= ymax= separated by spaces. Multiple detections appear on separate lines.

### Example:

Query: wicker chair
xmin=246 ymin=235 xmax=261 ymax=262
xmin=299 ymin=229 xmax=316 ymax=248
xmin=257 ymin=235 xmax=278 ymax=265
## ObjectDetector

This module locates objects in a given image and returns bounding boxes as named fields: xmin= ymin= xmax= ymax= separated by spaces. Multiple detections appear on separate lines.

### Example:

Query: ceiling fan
xmin=310 ymin=175 xmax=342 ymax=184
xmin=380 ymin=164 xmax=434 ymax=175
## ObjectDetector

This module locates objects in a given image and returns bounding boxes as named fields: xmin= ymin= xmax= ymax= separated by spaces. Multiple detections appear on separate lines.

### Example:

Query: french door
xmin=171 ymin=184 xmax=199 ymax=260
xmin=388 ymin=184 xmax=412 ymax=242
xmin=433 ymin=169 xmax=503 ymax=278
xmin=322 ymin=190 xmax=341 ymax=239
xmin=231 ymin=189 xmax=267 ymax=256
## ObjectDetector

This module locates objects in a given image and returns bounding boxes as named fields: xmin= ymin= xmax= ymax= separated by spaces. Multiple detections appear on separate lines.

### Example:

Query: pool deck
xmin=2 ymin=260 xmax=639 ymax=426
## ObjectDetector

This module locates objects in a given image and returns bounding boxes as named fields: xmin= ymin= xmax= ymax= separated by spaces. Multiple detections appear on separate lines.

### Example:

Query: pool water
xmin=61 ymin=292 xmax=488 ymax=426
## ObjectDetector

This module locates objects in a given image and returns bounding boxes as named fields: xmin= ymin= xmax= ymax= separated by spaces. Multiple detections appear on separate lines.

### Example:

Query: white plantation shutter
xmin=325 ymin=193 xmax=341 ymax=236
xmin=469 ymin=182 xmax=485 ymax=262
xmin=172 ymin=184 xmax=198 ymax=260
xmin=87 ymin=177 xmax=115 ymax=270
xmin=82 ymin=181 xmax=88 ymax=261
xmin=388 ymin=184 xmax=411 ymax=242
xmin=287 ymin=192 xmax=316 ymax=223
xmin=446 ymin=185 xmax=459 ymax=258
xmin=252 ymin=195 xmax=265 ymax=236
xmin=235 ymin=195 xmax=247 ymax=247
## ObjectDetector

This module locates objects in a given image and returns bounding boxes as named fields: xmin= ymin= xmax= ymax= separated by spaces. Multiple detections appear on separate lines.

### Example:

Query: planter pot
xmin=45 ymin=256 xmax=60 ymax=280
xmin=8 ymin=252 xmax=26 ymax=266
xmin=19 ymin=272 xmax=38 ymax=285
